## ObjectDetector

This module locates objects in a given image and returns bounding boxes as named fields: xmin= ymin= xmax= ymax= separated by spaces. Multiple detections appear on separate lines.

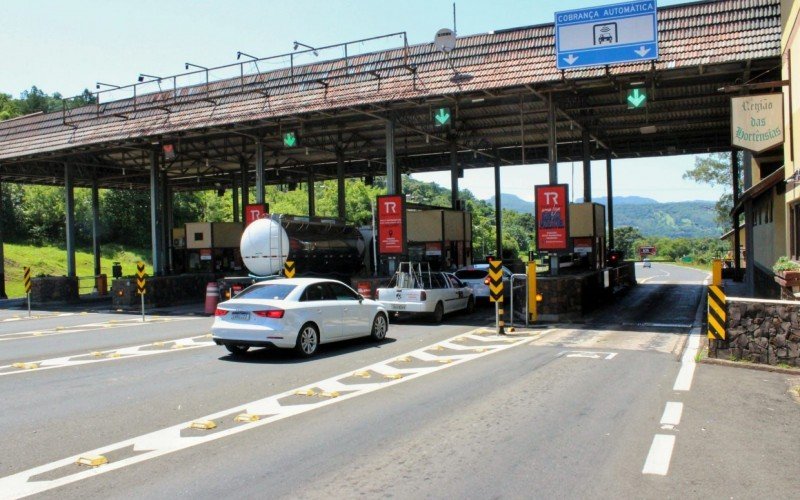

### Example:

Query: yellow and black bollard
xmin=488 ymin=259 xmax=505 ymax=335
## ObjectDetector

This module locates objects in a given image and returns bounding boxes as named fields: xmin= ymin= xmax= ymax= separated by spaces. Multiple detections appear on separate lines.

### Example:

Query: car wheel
xmin=225 ymin=344 xmax=249 ymax=356
xmin=295 ymin=323 xmax=319 ymax=357
xmin=465 ymin=296 xmax=475 ymax=314
xmin=431 ymin=302 xmax=444 ymax=323
xmin=371 ymin=313 xmax=388 ymax=341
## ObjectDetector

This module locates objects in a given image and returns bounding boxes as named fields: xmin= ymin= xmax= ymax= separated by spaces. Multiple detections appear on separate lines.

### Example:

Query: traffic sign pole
xmin=136 ymin=261 xmax=146 ymax=322
xmin=23 ymin=266 xmax=32 ymax=317
xmin=488 ymin=259 xmax=505 ymax=335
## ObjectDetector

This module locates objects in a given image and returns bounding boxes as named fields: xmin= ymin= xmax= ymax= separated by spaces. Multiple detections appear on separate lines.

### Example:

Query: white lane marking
xmin=642 ymin=434 xmax=676 ymax=475
xmin=673 ymin=332 xmax=700 ymax=391
xmin=559 ymin=350 xmax=617 ymax=360
xmin=0 ymin=312 xmax=76 ymax=323
xmin=0 ymin=316 xmax=203 ymax=342
xmin=659 ymin=402 xmax=683 ymax=430
xmin=0 ymin=330 xmax=539 ymax=499
xmin=0 ymin=335 xmax=215 ymax=377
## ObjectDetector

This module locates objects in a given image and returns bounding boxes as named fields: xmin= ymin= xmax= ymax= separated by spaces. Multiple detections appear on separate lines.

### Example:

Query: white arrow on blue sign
xmin=555 ymin=0 xmax=658 ymax=70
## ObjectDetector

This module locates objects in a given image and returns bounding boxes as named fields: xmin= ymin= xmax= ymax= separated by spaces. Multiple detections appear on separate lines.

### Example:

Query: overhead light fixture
xmin=95 ymin=82 xmax=120 ymax=90
xmin=630 ymin=81 xmax=645 ymax=86
xmin=471 ymin=98 xmax=485 ymax=103
xmin=185 ymin=62 xmax=207 ymax=71
xmin=786 ymin=170 xmax=800 ymax=187
xmin=293 ymin=41 xmax=319 ymax=56
xmin=138 ymin=73 xmax=162 ymax=83
xmin=640 ymin=125 xmax=657 ymax=134
xmin=237 ymin=51 xmax=259 ymax=61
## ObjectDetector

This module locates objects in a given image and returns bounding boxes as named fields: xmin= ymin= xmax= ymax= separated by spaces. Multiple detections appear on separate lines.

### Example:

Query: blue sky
xmin=0 ymin=0 xmax=723 ymax=203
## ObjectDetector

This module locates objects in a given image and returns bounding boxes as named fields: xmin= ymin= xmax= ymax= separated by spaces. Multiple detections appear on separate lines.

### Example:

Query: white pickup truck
xmin=375 ymin=271 xmax=474 ymax=323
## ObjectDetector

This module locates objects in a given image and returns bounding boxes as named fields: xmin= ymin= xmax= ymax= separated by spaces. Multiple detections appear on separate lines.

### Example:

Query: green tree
xmin=683 ymin=152 xmax=741 ymax=226
xmin=613 ymin=226 xmax=644 ymax=259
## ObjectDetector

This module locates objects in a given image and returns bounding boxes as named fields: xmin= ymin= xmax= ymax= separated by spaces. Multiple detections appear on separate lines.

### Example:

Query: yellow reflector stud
xmin=395 ymin=356 xmax=412 ymax=363
xmin=190 ymin=420 xmax=217 ymax=430
xmin=384 ymin=373 xmax=403 ymax=380
xmin=353 ymin=371 xmax=371 ymax=378
xmin=234 ymin=414 xmax=260 ymax=423
xmin=76 ymin=455 xmax=108 ymax=467
xmin=319 ymin=391 xmax=340 ymax=398
xmin=294 ymin=389 xmax=316 ymax=396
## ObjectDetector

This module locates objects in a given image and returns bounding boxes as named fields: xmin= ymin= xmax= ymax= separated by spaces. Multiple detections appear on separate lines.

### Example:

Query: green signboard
xmin=434 ymin=107 xmax=451 ymax=127
xmin=627 ymin=88 xmax=647 ymax=109
xmin=283 ymin=131 xmax=297 ymax=147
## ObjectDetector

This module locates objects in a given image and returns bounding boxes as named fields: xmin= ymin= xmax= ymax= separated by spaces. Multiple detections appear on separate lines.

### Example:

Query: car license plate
xmin=231 ymin=311 xmax=250 ymax=321
xmin=393 ymin=304 xmax=406 ymax=311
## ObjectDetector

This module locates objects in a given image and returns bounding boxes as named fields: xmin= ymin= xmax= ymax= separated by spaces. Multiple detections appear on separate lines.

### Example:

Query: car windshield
xmin=234 ymin=283 xmax=297 ymax=300
xmin=454 ymin=270 xmax=488 ymax=280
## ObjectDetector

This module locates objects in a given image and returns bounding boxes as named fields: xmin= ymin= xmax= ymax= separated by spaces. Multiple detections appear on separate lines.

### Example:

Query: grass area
xmin=3 ymin=243 xmax=151 ymax=298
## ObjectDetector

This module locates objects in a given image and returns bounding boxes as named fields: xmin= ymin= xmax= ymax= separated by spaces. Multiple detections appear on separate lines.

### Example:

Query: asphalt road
xmin=1 ymin=264 xmax=798 ymax=499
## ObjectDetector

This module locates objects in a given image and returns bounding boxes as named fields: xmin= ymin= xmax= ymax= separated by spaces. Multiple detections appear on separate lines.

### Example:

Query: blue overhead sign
xmin=555 ymin=0 xmax=658 ymax=70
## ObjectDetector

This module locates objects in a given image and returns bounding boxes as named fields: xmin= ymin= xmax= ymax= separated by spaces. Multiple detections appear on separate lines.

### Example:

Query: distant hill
xmin=486 ymin=193 xmax=722 ymax=238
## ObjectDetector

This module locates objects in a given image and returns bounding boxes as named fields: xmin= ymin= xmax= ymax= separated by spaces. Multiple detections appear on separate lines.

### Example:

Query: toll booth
xmin=182 ymin=222 xmax=244 ymax=273
xmin=407 ymin=208 xmax=472 ymax=271
xmin=568 ymin=202 xmax=606 ymax=270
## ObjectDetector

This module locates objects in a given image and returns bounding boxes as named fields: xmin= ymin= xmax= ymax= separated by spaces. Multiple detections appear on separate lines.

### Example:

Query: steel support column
xmin=91 ymin=176 xmax=101 ymax=278
xmin=582 ymin=129 xmax=592 ymax=202
xmin=744 ymin=199 xmax=755 ymax=295
xmin=606 ymin=150 xmax=614 ymax=249
xmin=386 ymin=119 xmax=398 ymax=195
xmin=161 ymin=171 xmax=171 ymax=274
xmin=494 ymin=152 xmax=502 ymax=259
xmin=255 ymin=141 xmax=265 ymax=204
xmin=307 ymin=168 xmax=316 ymax=217
xmin=65 ymin=163 xmax=77 ymax=278
xmin=337 ymin=146 xmax=346 ymax=220
xmin=231 ymin=173 xmax=240 ymax=223
xmin=240 ymin=157 xmax=249 ymax=221
xmin=731 ymin=150 xmax=741 ymax=271
xmin=150 ymin=149 xmax=162 ymax=276
xmin=547 ymin=92 xmax=558 ymax=184
xmin=450 ymin=140 xmax=459 ymax=209
xmin=0 ymin=176 xmax=6 ymax=299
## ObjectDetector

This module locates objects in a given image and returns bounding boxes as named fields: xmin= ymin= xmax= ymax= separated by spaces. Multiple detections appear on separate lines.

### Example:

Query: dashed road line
xmin=0 ymin=316 xmax=203 ymax=342
xmin=660 ymin=402 xmax=683 ymax=430
xmin=673 ymin=332 xmax=700 ymax=391
xmin=0 ymin=312 xmax=76 ymax=322
xmin=0 ymin=335 xmax=215 ymax=377
xmin=0 ymin=328 xmax=540 ymax=499
xmin=642 ymin=434 xmax=676 ymax=475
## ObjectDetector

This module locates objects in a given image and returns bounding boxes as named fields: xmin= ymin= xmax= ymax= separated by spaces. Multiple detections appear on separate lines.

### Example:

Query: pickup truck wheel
xmin=295 ymin=323 xmax=319 ymax=357
xmin=465 ymin=296 xmax=475 ymax=314
xmin=371 ymin=313 xmax=388 ymax=341
xmin=225 ymin=344 xmax=249 ymax=356
xmin=432 ymin=302 xmax=444 ymax=323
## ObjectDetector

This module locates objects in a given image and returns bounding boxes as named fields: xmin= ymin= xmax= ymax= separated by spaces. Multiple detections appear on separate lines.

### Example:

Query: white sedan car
xmin=212 ymin=278 xmax=389 ymax=357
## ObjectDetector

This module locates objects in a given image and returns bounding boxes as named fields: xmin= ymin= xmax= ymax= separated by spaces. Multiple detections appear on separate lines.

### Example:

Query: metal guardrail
xmin=509 ymin=273 xmax=528 ymax=329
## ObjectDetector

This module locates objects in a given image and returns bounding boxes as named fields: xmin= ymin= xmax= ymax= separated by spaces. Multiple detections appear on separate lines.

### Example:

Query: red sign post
xmin=244 ymin=204 xmax=269 ymax=226
xmin=535 ymin=184 xmax=569 ymax=251
xmin=377 ymin=195 xmax=406 ymax=254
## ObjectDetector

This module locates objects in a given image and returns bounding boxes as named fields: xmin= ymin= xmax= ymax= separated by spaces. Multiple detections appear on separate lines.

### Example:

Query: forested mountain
xmin=488 ymin=193 xmax=722 ymax=238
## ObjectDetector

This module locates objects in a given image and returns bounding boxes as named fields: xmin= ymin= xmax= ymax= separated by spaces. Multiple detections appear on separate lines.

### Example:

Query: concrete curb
xmin=699 ymin=356 xmax=800 ymax=375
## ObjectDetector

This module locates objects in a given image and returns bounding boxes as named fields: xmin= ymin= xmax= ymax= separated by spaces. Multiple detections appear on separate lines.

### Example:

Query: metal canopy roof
xmin=0 ymin=0 xmax=782 ymax=192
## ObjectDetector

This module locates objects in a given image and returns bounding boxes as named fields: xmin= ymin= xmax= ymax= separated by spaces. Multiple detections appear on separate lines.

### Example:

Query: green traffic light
xmin=283 ymin=132 xmax=297 ymax=147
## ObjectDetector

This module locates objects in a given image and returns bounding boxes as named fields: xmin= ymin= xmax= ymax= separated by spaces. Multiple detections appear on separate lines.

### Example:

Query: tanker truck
xmin=219 ymin=215 xmax=368 ymax=298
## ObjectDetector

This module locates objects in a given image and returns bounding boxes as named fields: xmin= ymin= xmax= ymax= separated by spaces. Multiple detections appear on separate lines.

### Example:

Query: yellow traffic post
xmin=23 ymin=266 xmax=32 ymax=317
xmin=284 ymin=260 xmax=296 ymax=278
xmin=711 ymin=258 xmax=722 ymax=286
xmin=707 ymin=285 xmax=726 ymax=341
xmin=136 ymin=262 xmax=146 ymax=322
xmin=527 ymin=261 xmax=537 ymax=324
xmin=488 ymin=259 xmax=505 ymax=335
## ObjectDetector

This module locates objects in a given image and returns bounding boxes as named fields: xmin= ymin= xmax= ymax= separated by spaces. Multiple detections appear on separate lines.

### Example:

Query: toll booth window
xmin=194 ymin=232 xmax=204 ymax=241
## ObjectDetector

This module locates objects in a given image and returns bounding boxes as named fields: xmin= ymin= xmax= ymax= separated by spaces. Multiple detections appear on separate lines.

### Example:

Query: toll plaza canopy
xmin=0 ymin=0 xmax=782 ymax=192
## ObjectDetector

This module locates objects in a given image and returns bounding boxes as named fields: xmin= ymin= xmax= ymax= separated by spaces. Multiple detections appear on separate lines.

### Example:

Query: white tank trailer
xmin=241 ymin=216 xmax=366 ymax=277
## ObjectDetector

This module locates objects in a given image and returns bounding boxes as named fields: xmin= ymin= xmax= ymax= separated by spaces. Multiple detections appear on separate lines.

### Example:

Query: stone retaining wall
xmin=30 ymin=276 xmax=79 ymax=304
xmin=712 ymin=298 xmax=800 ymax=366
xmin=112 ymin=273 xmax=215 ymax=309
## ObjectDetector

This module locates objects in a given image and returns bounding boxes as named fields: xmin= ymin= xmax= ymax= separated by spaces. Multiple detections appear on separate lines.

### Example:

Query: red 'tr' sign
xmin=377 ymin=195 xmax=405 ymax=254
